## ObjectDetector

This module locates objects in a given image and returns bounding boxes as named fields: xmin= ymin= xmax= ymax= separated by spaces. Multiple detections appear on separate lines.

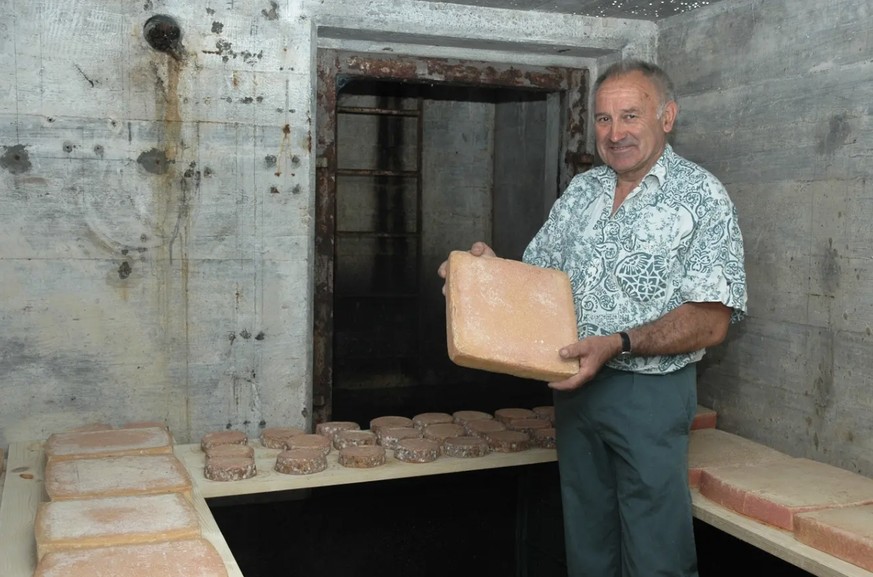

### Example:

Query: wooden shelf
xmin=174 ymin=442 xmax=558 ymax=499
xmin=2 ymin=439 xmax=872 ymax=577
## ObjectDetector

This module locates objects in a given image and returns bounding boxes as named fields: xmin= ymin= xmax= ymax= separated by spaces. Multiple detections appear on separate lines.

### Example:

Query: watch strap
xmin=618 ymin=331 xmax=632 ymax=356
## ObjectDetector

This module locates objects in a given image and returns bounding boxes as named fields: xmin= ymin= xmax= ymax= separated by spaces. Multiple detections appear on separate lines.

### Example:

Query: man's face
xmin=594 ymin=70 xmax=677 ymax=184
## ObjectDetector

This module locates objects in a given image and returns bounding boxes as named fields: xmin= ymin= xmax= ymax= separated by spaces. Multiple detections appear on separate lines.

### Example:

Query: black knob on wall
xmin=144 ymin=15 xmax=184 ymax=60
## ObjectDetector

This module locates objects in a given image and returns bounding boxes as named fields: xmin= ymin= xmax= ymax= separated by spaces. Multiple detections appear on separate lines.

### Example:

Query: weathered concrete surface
xmin=660 ymin=0 xmax=873 ymax=476
xmin=0 ymin=0 xmax=653 ymax=445
xmin=0 ymin=0 xmax=316 ymax=444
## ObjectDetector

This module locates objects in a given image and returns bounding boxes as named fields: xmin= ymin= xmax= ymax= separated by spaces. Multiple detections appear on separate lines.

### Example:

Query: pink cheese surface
xmin=687 ymin=429 xmax=791 ymax=487
xmin=35 ymin=493 xmax=200 ymax=558
xmin=33 ymin=538 xmax=228 ymax=577
xmin=794 ymin=504 xmax=873 ymax=572
xmin=691 ymin=405 xmax=717 ymax=430
xmin=699 ymin=458 xmax=873 ymax=530
xmin=445 ymin=250 xmax=579 ymax=382
xmin=45 ymin=427 xmax=173 ymax=461
xmin=45 ymin=454 xmax=192 ymax=501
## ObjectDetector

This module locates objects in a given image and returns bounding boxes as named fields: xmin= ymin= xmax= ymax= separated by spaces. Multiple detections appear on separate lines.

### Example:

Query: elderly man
xmin=440 ymin=60 xmax=746 ymax=576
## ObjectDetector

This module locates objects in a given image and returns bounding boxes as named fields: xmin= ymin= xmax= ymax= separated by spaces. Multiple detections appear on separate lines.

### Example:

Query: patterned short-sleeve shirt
xmin=523 ymin=145 xmax=747 ymax=374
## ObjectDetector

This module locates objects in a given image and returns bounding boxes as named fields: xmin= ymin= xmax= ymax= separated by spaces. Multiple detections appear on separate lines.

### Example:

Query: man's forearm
xmin=625 ymin=302 xmax=732 ymax=357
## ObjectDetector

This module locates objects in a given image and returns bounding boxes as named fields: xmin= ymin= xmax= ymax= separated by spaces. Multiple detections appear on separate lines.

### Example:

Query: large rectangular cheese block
xmin=687 ymin=429 xmax=791 ymax=487
xmin=698 ymin=458 xmax=873 ymax=530
xmin=45 ymin=454 xmax=192 ymax=501
xmin=444 ymin=250 xmax=579 ymax=382
xmin=690 ymin=405 xmax=717 ymax=430
xmin=35 ymin=493 xmax=201 ymax=559
xmin=33 ymin=538 xmax=228 ymax=577
xmin=794 ymin=504 xmax=873 ymax=572
xmin=45 ymin=427 xmax=173 ymax=462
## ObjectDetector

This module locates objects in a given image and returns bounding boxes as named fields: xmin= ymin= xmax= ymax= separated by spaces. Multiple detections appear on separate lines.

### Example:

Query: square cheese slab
xmin=445 ymin=250 xmax=578 ymax=382
xmin=35 ymin=493 xmax=201 ymax=559
xmin=699 ymin=458 xmax=873 ymax=530
xmin=45 ymin=454 xmax=192 ymax=501
xmin=33 ymin=538 xmax=228 ymax=577
xmin=45 ymin=427 xmax=173 ymax=462
xmin=691 ymin=405 xmax=717 ymax=430
xmin=794 ymin=504 xmax=873 ymax=572
xmin=687 ymin=429 xmax=791 ymax=487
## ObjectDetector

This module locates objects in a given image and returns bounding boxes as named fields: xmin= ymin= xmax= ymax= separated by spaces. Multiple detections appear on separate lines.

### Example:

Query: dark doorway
xmin=314 ymin=52 xmax=590 ymax=426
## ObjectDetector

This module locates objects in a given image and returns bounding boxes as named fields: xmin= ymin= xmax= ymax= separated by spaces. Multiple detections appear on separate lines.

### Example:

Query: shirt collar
xmin=592 ymin=144 xmax=673 ymax=191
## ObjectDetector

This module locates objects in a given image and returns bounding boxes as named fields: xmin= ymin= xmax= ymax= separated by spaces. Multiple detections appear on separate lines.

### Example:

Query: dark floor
xmin=210 ymin=462 xmax=815 ymax=577
xmin=210 ymin=468 xmax=523 ymax=577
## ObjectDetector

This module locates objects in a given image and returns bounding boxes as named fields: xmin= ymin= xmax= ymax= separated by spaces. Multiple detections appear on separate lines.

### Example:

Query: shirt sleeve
xmin=679 ymin=181 xmax=748 ymax=323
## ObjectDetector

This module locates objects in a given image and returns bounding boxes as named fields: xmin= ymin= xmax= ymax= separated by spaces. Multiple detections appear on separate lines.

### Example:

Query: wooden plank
xmin=188 ymin=484 xmax=245 ymax=577
xmin=692 ymin=490 xmax=873 ymax=577
xmin=175 ymin=442 xmax=559 ymax=499
xmin=0 ymin=441 xmax=44 ymax=577
xmin=0 ymin=442 xmax=244 ymax=577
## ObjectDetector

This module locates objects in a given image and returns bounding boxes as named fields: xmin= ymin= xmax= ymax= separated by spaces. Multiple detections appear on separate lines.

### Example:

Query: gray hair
xmin=594 ymin=60 xmax=676 ymax=117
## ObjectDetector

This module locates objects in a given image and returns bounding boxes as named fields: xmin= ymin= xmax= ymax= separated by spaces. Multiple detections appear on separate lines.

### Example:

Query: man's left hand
xmin=548 ymin=334 xmax=622 ymax=391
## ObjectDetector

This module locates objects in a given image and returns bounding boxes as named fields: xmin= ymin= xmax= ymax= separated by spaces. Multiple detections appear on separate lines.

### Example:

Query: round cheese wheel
xmin=533 ymin=427 xmax=557 ymax=449
xmin=422 ymin=423 xmax=465 ymax=451
xmin=412 ymin=412 xmax=453 ymax=430
xmin=200 ymin=430 xmax=247 ymax=452
xmin=452 ymin=410 xmax=493 ymax=427
xmin=377 ymin=427 xmax=422 ymax=450
xmin=394 ymin=438 xmax=440 ymax=463
xmin=338 ymin=445 xmax=386 ymax=468
xmin=333 ymin=430 xmax=377 ymax=450
xmin=315 ymin=421 xmax=360 ymax=440
xmin=259 ymin=427 xmax=306 ymax=449
xmin=486 ymin=430 xmax=530 ymax=453
xmin=369 ymin=416 xmax=414 ymax=434
xmin=204 ymin=443 xmax=254 ymax=460
xmin=507 ymin=418 xmax=552 ymax=436
xmin=465 ymin=419 xmax=507 ymax=438
xmin=532 ymin=405 xmax=555 ymax=424
xmin=284 ymin=434 xmax=331 ymax=456
xmin=274 ymin=448 xmax=327 ymax=475
xmin=204 ymin=456 xmax=256 ymax=481
xmin=443 ymin=436 xmax=490 ymax=458
xmin=494 ymin=408 xmax=536 ymax=425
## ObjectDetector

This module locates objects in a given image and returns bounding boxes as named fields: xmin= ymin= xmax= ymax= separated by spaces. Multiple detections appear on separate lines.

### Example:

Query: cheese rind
xmin=698 ymin=458 xmax=873 ymax=530
xmin=691 ymin=405 xmax=718 ymax=430
xmin=35 ymin=493 xmax=200 ymax=559
xmin=445 ymin=251 xmax=578 ymax=382
xmin=33 ymin=538 xmax=228 ymax=577
xmin=687 ymin=429 xmax=790 ymax=487
xmin=45 ymin=427 xmax=173 ymax=462
xmin=794 ymin=504 xmax=873 ymax=572
xmin=45 ymin=454 xmax=192 ymax=501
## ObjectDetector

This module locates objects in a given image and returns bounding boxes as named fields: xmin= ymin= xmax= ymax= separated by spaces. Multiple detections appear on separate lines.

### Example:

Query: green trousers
xmin=554 ymin=365 xmax=699 ymax=577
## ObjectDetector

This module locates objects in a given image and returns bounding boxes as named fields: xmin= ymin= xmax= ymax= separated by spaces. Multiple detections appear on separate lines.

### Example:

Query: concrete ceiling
xmin=425 ymin=0 xmax=728 ymax=20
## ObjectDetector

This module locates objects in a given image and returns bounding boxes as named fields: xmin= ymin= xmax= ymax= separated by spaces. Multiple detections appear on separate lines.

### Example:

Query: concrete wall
xmin=0 ymin=0 xmax=654 ymax=445
xmin=660 ymin=0 xmax=873 ymax=475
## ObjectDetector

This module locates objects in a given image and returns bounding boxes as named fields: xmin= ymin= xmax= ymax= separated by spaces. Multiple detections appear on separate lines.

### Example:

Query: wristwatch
xmin=618 ymin=331 xmax=632 ymax=357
